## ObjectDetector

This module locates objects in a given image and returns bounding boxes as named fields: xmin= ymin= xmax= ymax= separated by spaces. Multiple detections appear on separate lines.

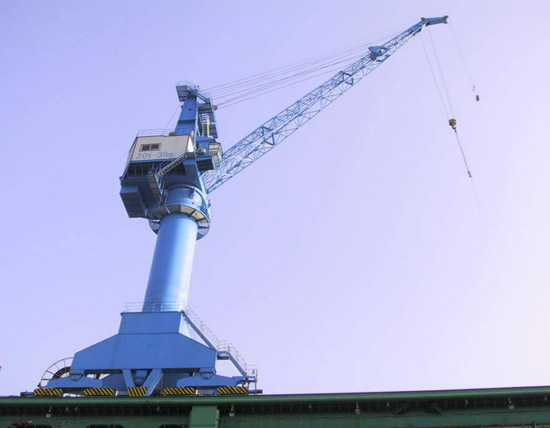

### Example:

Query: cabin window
xmin=140 ymin=143 xmax=160 ymax=152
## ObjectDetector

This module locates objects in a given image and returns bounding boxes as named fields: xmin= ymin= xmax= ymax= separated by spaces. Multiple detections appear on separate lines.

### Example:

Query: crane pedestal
xmin=46 ymin=309 xmax=254 ymax=396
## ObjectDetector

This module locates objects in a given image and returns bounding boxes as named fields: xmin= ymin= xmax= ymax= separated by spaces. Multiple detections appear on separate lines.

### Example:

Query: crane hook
xmin=449 ymin=118 xmax=457 ymax=130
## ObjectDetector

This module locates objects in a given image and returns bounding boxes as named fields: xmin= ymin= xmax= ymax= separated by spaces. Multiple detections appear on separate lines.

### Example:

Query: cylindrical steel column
xmin=144 ymin=212 xmax=198 ymax=309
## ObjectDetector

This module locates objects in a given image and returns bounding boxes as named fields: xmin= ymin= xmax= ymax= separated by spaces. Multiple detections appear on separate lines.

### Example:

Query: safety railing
xmin=136 ymin=129 xmax=178 ymax=137
xmin=124 ymin=301 xmax=186 ymax=313
xmin=123 ymin=301 xmax=250 ymax=375
xmin=218 ymin=341 xmax=248 ymax=374
xmin=182 ymin=306 xmax=221 ymax=350
xmin=153 ymin=150 xmax=189 ymax=179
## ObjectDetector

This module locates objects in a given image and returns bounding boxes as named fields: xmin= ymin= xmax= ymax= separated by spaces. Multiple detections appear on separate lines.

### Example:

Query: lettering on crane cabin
xmin=130 ymin=135 xmax=192 ymax=162
xmin=136 ymin=144 xmax=175 ymax=160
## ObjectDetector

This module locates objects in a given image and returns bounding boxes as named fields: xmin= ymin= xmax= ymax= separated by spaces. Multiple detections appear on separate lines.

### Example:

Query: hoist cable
xmin=427 ymin=29 xmax=456 ymax=118
xmin=449 ymin=22 xmax=477 ymax=95
xmin=420 ymin=32 xmax=480 ymax=212
xmin=162 ymin=103 xmax=182 ymax=134
xmin=420 ymin=33 xmax=450 ymax=119
xmin=454 ymin=129 xmax=481 ymax=213
xmin=453 ymin=128 xmax=472 ymax=178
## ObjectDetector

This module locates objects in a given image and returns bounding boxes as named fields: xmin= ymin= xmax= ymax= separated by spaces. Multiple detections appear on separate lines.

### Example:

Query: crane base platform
xmin=43 ymin=307 xmax=256 ymax=397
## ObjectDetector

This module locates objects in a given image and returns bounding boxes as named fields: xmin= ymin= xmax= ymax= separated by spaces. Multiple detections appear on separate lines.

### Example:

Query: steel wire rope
xmin=207 ymin=39 xmax=374 ymax=95
xmin=454 ymin=128 xmax=481 ymax=213
xmin=449 ymin=22 xmax=478 ymax=96
xmin=206 ymin=20 xmax=416 ymax=101
xmin=217 ymin=21 xmax=424 ymax=109
xmin=420 ymin=32 xmax=480 ymax=212
xmin=206 ymin=22 xmax=413 ymax=95
xmin=161 ymin=25 xmax=412 ymax=126
xmin=217 ymin=63 xmax=365 ymax=109
xmin=209 ymin=44 xmax=371 ymax=99
xmin=208 ymin=38 xmax=391 ymax=101
xmin=420 ymin=33 xmax=451 ymax=119
xmin=211 ymin=28 xmax=417 ymax=104
xmin=421 ymin=31 xmax=471 ymax=176
xmin=427 ymin=29 xmax=456 ymax=117
xmin=162 ymin=103 xmax=183 ymax=134
xmin=210 ymin=50 xmax=365 ymax=100
xmin=426 ymin=29 xmax=476 ymax=178
xmin=215 ymin=51 xmax=369 ymax=106
xmin=216 ymin=55 xmax=368 ymax=108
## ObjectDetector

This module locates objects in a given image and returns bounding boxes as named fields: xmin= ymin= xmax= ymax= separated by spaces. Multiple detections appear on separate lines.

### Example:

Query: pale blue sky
xmin=1 ymin=0 xmax=550 ymax=395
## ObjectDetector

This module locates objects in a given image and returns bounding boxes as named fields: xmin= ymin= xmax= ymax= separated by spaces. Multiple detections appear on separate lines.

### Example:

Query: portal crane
xmin=40 ymin=16 xmax=448 ymax=398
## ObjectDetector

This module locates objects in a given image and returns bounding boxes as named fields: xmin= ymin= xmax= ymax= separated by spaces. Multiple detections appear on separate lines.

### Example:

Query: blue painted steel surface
xmin=145 ymin=211 xmax=198 ymax=308
xmin=175 ymin=96 xmax=198 ymax=135
xmin=46 ymin=311 xmax=245 ymax=392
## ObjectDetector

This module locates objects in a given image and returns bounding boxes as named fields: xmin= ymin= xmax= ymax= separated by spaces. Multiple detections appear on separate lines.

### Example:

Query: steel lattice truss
xmin=202 ymin=17 xmax=446 ymax=193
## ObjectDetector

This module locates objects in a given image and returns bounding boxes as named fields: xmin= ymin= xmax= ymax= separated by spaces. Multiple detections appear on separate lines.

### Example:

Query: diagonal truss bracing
xmin=202 ymin=17 xmax=447 ymax=193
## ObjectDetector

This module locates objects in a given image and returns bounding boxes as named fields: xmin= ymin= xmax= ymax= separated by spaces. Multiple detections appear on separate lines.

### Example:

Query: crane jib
xmin=202 ymin=16 xmax=448 ymax=193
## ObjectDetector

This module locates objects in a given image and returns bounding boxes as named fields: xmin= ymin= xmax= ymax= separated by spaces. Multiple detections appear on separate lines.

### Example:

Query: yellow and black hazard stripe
xmin=162 ymin=387 xmax=199 ymax=396
xmin=33 ymin=388 xmax=63 ymax=397
xmin=83 ymin=388 xmax=116 ymax=397
xmin=217 ymin=386 xmax=248 ymax=395
xmin=127 ymin=386 xmax=148 ymax=397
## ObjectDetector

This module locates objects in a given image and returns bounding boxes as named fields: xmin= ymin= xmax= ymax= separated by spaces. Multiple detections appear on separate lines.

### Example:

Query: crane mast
xmin=38 ymin=16 xmax=448 ymax=398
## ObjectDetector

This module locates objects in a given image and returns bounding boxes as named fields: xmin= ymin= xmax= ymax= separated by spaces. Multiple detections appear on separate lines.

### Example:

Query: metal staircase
xmin=122 ymin=302 xmax=253 ymax=379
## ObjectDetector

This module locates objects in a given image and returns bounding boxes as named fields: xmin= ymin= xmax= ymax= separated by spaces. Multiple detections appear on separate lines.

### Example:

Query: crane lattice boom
xmin=203 ymin=16 xmax=448 ymax=193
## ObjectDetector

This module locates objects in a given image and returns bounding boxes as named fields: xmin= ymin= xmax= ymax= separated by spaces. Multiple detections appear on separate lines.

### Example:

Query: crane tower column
xmin=144 ymin=210 xmax=198 ymax=309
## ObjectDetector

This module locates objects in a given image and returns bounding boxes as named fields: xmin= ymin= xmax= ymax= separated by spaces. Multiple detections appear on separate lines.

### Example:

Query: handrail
xmin=136 ymin=129 xmax=179 ymax=137
xmin=124 ymin=301 xmax=186 ymax=312
xmin=123 ymin=302 xmax=251 ymax=375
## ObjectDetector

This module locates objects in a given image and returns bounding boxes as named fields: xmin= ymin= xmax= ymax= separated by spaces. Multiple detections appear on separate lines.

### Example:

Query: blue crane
xmin=38 ymin=16 xmax=448 ymax=398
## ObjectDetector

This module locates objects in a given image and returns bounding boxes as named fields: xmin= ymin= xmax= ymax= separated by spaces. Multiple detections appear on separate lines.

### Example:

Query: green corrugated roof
xmin=2 ymin=385 xmax=550 ymax=406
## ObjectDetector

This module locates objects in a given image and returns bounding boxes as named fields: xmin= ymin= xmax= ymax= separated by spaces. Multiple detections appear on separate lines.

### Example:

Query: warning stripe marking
xmin=33 ymin=388 xmax=63 ymax=397
xmin=127 ymin=386 xmax=148 ymax=397
xmin=217 ymin=386 xmax=248 ymax=395
xmin=83 ymin=388 xmax=116 ymax=397
xmin=162 ymin=387 xmax=199 ymax=396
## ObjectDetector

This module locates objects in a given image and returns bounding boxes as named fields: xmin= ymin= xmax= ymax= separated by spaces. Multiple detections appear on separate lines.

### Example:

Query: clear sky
xmin=1 ymin=0 xmax=550 ymax=395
